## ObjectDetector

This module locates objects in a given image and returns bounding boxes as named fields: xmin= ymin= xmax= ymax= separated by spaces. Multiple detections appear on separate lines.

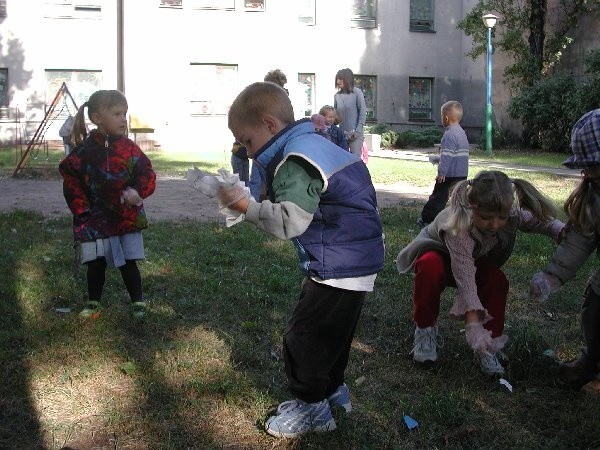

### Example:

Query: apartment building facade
xmin=0 ymin=0 xmax=488 ymax=155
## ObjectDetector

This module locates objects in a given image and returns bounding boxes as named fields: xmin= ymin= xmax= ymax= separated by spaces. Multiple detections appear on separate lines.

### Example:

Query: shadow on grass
xmin=0 ymin=211 xmax=47 ymax=448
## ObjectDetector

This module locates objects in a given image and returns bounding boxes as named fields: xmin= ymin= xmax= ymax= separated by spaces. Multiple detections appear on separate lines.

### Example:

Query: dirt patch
xmin=0 ymin=174 xmax=429 ymax=223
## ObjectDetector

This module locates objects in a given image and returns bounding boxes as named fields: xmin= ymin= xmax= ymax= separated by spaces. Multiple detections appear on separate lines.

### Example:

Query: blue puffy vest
xmin=255 ymin=119 xmax=385 ymax=279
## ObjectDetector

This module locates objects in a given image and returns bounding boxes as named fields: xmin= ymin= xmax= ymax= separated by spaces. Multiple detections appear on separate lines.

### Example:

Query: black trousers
xmin=581 ymin=285 xmax=600 ymax=369
xmin=283 ymin=278 xmax=365 ymax=403
xmin=420 ymin=176 xmax=466 ymax=223
xmin=86 ymin=258 xmax=143 ymax=302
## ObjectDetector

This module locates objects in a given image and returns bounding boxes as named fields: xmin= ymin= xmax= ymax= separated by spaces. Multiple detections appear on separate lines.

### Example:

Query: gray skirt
xmin=81 ymin=232 xmax=145 ymax=267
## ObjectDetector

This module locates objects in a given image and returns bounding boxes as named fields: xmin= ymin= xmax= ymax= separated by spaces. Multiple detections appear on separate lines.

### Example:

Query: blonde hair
xmin=441 ymin=101 xmax=463 ymax=123
xmin=71 ymin=89 xmax=128 ymax=146
xmin=564 ymin=166 xmax=600 ymax=234
xmin=444 ymin=170 xmax=558 ymax=234
xmin=319 ymin=105 xmax=342 ymax=125
xmin=228 ymin=82 xmax=295 ymax=130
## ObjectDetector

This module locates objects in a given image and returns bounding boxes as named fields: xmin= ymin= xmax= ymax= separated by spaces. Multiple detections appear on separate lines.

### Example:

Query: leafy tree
xmin=458 ymin=0 xmax=600 ymax=148
xmin=458 ymin=0 xmax=597 ymax=89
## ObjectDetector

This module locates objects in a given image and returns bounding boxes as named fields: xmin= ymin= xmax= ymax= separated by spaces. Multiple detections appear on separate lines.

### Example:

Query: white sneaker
xmin=411 ymin=326 xmax=442 ymax=363
xmin=478 ymin=351 xmax=505 ymax=376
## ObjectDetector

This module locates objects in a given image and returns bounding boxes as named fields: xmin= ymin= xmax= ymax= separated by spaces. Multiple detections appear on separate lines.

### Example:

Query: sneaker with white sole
xmin=327 ymin=384 xmax=352 ymax=413
xmin=478 ymin=351 xmax=505 ymax=376
xmin=266 ymin=399 xmax=336 ymax=438
xmin=411 ymin=326 xmax=443 ymax=363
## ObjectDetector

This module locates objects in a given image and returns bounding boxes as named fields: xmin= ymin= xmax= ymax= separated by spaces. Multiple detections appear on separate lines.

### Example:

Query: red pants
xmin=413 ymin=251 xmax=508 ymax=337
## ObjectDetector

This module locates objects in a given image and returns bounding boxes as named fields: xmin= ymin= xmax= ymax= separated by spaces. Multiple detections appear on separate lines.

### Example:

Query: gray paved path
xmin=370 ymin=148 xmax=581 ymax=178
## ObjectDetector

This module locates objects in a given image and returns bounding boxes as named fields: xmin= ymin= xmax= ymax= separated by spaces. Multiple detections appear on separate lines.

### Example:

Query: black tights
xmin=86 ymin=258 xmax=142 ymax=302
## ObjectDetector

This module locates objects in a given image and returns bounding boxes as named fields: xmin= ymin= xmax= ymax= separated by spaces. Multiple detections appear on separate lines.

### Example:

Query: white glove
xmin=187 ymin=167 xmax=251 ymax=227
xmin=529 ymin=272 xmax=561 ymax=302
xmin=187 ymin=167 xmax=244 ymax=198
xmin=121 ymin=187 xmax=143 ymax=206
xmin=465 ymin=322 xmax=494 ymax=353
xmin=216 ymin=184 xmax=249 ymax=209
xmin=489 ymin=334 xmax=508 ymax=353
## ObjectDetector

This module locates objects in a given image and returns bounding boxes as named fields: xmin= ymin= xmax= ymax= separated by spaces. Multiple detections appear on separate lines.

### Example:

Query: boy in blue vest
xmin=218 ymin=82 xmax=385 ymax=438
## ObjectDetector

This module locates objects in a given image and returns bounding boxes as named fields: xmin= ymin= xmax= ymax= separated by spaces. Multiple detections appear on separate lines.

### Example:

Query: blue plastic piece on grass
xmin=404 ymin=415 xmax=419 ymax=430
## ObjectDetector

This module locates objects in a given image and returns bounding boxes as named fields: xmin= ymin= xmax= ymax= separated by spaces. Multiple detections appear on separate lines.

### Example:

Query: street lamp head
xmin=482 ymin=13 xmax=498 ymax=29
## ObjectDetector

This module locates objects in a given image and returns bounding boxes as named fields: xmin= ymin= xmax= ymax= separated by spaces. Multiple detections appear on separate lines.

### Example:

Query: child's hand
xmin=465 ymin=322 xmax=493 ymax=353
xmin=529 ymin=271 xmax=561 ymax=302
xmin=217 ymin=184 xmax=249 ymax=212
xmin=121 ymin=187 xmax=143 ymax=207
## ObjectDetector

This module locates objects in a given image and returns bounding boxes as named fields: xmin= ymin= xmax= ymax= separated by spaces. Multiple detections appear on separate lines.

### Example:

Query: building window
xmin=0 ymin=0 xmax=6 ymax=18
xmin=159 ymin=0 xmax=183 ymax=8
xmin=189 ymin=64 xmax=238 ymax=116
xmin=409 ymin=77 xmax=433 ymax=120
xmin=351 ymin=0 xmax=376 ymax=28
xmin=297 ymin=73 xmax=315 ymax=117
xmin=298 ymin=0 xmax=315 ymax=25
xmin=354 ymin=75 xmax=377 ymax=120
xmin=245 ymin=0 xmax=264 ymax=11
xmin=0 ymin=69 xmax=8 ymax=107
xmin=410 ymin=0 xmax=434 ymax=32
xmin=44 ymin=1 xmax=102 ymax=19
xmin=188 ymin=0 xmax=234 ymax=9
xmin=45 ymin=70 xmax=102 ymax=109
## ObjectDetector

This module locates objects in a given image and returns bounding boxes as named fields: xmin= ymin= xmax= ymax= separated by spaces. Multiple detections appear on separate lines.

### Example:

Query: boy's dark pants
xmin=420 ymin=176 xmax=466 ymax=223
xmin=283 ymin=278 xmax=365 ymax=403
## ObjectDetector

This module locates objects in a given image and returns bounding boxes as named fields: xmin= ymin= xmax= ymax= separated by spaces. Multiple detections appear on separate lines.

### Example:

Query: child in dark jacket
xmin=530 ymin=108 xmax=600 ymax=395
xmin=218 ymin=82 xmax=384 ymax=438
xmin=59 ymin=89 xmax=156 ymax=319
xmin=319 ymin=105 xmax=348 ymax=151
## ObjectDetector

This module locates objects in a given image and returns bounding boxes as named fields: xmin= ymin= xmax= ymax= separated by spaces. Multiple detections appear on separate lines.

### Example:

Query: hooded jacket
xmin=59 ymin=129 xmax=156 ymax=242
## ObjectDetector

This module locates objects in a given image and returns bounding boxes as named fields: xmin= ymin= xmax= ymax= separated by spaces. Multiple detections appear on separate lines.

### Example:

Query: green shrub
xmin=395 ymin=128 xmax=443 ymax=148
xmin=365 ymin=123 xmax=390 ymax=134
xmin=380 ymin=130 xmax=399 ymax=149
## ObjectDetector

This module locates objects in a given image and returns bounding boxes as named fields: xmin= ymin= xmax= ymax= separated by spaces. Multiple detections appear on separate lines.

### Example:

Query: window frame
xmin=45 ymin=69 xmax=102 ymax=111
xmin=408 ymin=77 xmax=434 ymax=121
xmin=189 ymin=63 xmax=238 ymax=116
xmin=159 ymin=0 xmax=183 ymax=8
xmin=350 ymin=0 xmax=377 ymax=29
xmin=354 ymin=74 xmax=377 ymax=121
xmin=298 ymin=0 xmax=315 ymax=25
xmin=244 ymin=0 xmax=265 ymax=12
xmin=409 ymin=0 xmax=435 ymax=32
xmin=297 ymin=73 xmax=315 ymax=117
xmin=0 ymin=68 xmax=8 ymax=108
xmin=43 ymin=1 xmax=102 ymax=19
xmin=187 ymin=0 xmax=235 ymax=10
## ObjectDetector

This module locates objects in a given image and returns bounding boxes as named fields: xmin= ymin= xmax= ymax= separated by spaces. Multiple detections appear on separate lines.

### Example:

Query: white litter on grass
xmin=499 ymin=378 xmax=513 ymax=392
xmin=53 ymin=307 xmax=71 ymax=314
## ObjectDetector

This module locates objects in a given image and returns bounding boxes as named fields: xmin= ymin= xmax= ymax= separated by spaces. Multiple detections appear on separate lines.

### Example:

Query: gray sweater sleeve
xmin=544 ymin=228 xmax=596 ymax=284
xmin=245 ymin=199 xmax=314 ymax=240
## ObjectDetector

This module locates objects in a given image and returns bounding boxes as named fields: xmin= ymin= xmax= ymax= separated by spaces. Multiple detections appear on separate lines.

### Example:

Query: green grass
xmin=0 ymin=147 xmax=595 ymax=448
xmin=469 ymin=147 xmax=570 ymax=168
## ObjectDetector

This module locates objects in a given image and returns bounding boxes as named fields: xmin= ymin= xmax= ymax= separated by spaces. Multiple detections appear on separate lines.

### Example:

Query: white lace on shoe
xmin=478 ymin=351 xmax=505 ymax=376
xmin=411 ymin=326 xmax=443 ymax=363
